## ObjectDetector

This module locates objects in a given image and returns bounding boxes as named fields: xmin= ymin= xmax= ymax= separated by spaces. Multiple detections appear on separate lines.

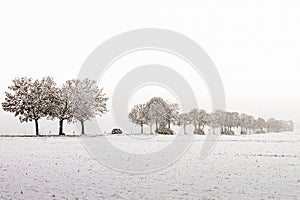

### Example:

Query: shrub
xmin=255 ymin=130 xmax=266 ymax=134
xmin=157 ymin=128 xmax=174 ymax=135
xmin=223 ymin=130 xmax=235 ymax=135
xmin=194 ymin=129 xmax=205 ymax=135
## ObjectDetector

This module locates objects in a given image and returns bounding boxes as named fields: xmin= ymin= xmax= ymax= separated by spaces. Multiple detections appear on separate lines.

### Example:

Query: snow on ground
xmin=0 ymin=132 xmax=299 ymax=200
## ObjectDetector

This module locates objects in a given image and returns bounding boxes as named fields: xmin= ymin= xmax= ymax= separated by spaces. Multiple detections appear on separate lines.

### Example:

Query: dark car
xmin=111 ymin=128 xmax=122 ymax=134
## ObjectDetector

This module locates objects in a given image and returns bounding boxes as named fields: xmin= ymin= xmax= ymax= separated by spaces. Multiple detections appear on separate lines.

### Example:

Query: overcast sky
xmin=0 ymin=0 xmax=299 ymax=134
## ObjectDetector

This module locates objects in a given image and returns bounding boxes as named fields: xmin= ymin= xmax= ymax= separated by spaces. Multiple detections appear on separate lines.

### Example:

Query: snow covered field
xmin=0 ymin=132 xmax=299 ymax=200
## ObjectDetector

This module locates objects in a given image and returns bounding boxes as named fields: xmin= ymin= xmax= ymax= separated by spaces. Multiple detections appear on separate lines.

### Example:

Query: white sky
xmin=0 ymin=0 xmax=299 ymax=134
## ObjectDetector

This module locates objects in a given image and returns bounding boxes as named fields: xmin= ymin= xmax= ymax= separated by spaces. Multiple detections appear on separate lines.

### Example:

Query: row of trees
xmin=2 ymin=78 xmax=294 ymax=136
xmin=129 ymin=97 xmax=179 ymax=134
xmin=2 ymin=77 xmax=108 ymax=135
xmin=207 ymin=110 xmax=294 ymax=135
xmin=128 ymin=97 xmax=294 ymax=135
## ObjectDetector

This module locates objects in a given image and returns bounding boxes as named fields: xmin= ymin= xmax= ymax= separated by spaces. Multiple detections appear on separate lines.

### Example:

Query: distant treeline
xmin=129 ymin=97 xmax=294 ymax=135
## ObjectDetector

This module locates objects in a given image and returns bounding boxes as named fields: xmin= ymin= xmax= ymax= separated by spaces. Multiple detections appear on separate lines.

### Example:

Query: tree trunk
xmin=150 ymin=124 xmax=153 ymax=134
xmin=140 ymin=123 xmax=143 ymax=134
xmin=59 ymin=119 xmax=64 ymax=135
xmin=184 ymin=124 xmax=187 ymax=134
xmin=201 ymin=125 xmax=204 ymax=130
xmin=81 ymin=120 xmax=85 ymax=135
xmin=155 ymin=121 xmax=158 ymax=133
xmin=34 ymin=119 xmax=39 ymax=136
xmin=168 ymin=121 xmax=171 ymax=129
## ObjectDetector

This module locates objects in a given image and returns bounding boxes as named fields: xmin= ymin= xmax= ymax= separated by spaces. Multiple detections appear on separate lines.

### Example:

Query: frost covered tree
xmin=177 ymin=113 xmax=190 ymax=134
xmin=287 ymin=120 xmax=294 ymax=131
xmin=165 ymin=102 xmax=180 ymax=129
xmin=247 ymin=115 xmax=256 ymax=133
xmin=146 ymin=97 xmax=168 ymax=133
xmin=50 ymin=79 xmax=108 ymax=135
xmin=71 ymin=79 xmax=108 ymax=134
xmin=224 ymin=112 xmax=240 ymax=133
xmin=278 ymin=120 xmax=293 ymax=132
xmin=240 ymin=113 xmax=256 ymax=134
xmin=208 ymin=110 xmax=224 ymax=130
xmin=267 ymin=118 xmax=277 ymax=132
xmin=130 ymin=97 xmax=180 ymax=134
xmin=127 ymin=97 xmax=294 ymax=135
xmin=188 ymin=109 xmax=200 ymax=131
xmin=279 ymin=120 xmax=288 ymax=132
xmin=240 ymin=113 xmax=249 ymax=134
xmin=266 ymin=118 xmax=284 ymax=132
xmin=2 ymin=77 xmax=57 ymax=135
xmin=188 ymin=109 xmax=209 ymax=134
xmin=208 ymin=112 xmax=219 ymax=134
xmin=215 ymin=110 xmax=226 ymax=133
xmin=198 ymin=109 xmax=210 ymax=130
xmin=256 ymin=118 xmax=267 ymax=132
xmin=208 ymin=109 xmax=228 ymax=134
xmin=49 ymin=80 xmax=75 ymax=135
xmin=128 ymin=104 xmax=149 ymax=134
